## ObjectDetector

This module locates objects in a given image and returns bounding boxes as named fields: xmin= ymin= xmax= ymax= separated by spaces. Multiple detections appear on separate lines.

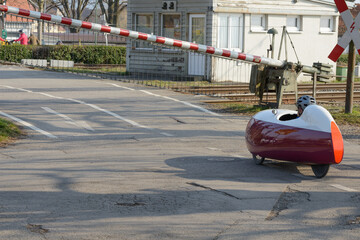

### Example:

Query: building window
xmin=287 ymin=15 xmax=301 ymax=32
xmin=190 ymin=15 xmax=206 ymax=44
xmin=162 ymin=14 xmax=181 ymax=39
xmin=135 ymin=14 xmax=154 ymax=48
xmin=320 ymin=16 xmax=334 ymax=33
xmin=218 ymin=14 xmax=244 ymax=50
xmin=251 ymin=14 xmax=266 ymax=32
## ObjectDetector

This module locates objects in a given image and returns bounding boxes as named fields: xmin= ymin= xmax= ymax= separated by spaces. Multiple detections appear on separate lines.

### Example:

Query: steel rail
xmin=204 ymin=92 xmax=360 ymax=104
xmin=0 ymin=5 xmax=285 ymax=68
xmin=181 ymin=83 xmax=360 ymax=95
xmin=205 ymin=91 xmax=360 ymax=101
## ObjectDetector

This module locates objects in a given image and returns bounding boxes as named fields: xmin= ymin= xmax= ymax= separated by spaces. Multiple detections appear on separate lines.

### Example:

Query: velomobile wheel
xmin=252 ymin=154 xmax=265 ymax=165
xmin=311 ymin=164 xmax=330 ymax=178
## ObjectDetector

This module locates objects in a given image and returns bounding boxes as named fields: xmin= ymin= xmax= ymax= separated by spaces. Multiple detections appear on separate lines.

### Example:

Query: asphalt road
xmin=0 ymin=65 xmax=360 ymax=240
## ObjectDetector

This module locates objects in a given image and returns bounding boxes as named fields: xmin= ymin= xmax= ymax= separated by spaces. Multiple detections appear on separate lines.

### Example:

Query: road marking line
xmin=42 ymin=107 xmax=73 ymax=121
xmin=2 ymin=85 xmax=14 ymax=89
xmin=97 ymin=83 xmax=221 ymax=116
xmin=84 ymin=103 xmax=151 ymax=129
xmin=2 ymin=85 xmax=177 ymax=137
xmin=108 ymin=83 xmax=135 ymax=91
xmin=160 ymin=132 xmax=174 ymax=137
xmin=67 ymin=98 xmax=86 ymax=104
xmin=0 ymin=111 xmax=57 ymax=139
xmin=2 ymin=85 xmax=33 ymax=93
xmin=206 ymin=147 xmax=220 ymax=151
xmin=39 ymin=92 xmax=64 ymax=99
xmin=140 ymin=90 xmax=162 ymax=98
xmin=77 ymin=121 xmax=94 ymax=131
xmin=231 ymin=155 xmax=247 ymax=159
xmin=42 ymin=107 xmax=94 ymax=131
xmin=16 ymin=87 xmax=33 ymax=93
xmin=330 ymin=184 xmax=358 ymax=192
xmin=2 ymin=85 xmax=152 ymax=130
xmin=140 ymin=90 xmax=221 ymax=116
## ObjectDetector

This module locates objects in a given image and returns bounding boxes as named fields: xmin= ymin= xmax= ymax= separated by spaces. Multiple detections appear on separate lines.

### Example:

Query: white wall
xmin=245 ymin=15 xmax=337 ymax=63
xmin=212 ymin=0 xmax=339 ymax=83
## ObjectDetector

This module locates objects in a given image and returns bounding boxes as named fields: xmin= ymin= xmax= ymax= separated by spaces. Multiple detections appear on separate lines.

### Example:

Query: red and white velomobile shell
xmin=246 ymin=105 xmax=344 ymax=165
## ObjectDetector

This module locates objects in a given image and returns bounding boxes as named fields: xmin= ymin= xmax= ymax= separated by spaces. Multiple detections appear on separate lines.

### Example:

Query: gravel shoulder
xmin=338 ymin=124 xmax=360 ymax=145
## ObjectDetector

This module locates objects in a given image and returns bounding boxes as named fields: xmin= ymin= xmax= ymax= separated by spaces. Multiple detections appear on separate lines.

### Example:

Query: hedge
xmin=0 ymin=45 xmax=126 ymax=65
xmin=0 ymin=44 xmax=33 ymax=63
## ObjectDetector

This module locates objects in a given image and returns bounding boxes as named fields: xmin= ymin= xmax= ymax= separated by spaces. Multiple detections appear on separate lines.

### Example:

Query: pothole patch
xmin=26 ymin=224 xmax=49 ymax=234
xmin=348 ymin=216 xmax=360 ymax=225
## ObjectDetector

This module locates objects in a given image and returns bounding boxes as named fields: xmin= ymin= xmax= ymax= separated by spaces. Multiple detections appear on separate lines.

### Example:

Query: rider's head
xmin=296 ymin=95 xmax=316 ymax=116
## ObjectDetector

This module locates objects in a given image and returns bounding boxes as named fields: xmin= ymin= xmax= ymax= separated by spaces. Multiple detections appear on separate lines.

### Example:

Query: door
xmin=188 ymin=14 xmax=206 ymax=76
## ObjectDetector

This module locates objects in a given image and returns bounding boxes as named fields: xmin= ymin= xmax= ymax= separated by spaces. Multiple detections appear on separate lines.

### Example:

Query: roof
xmin=309 ymin=0 xmax=355 ymax=7
xmin=5 ymin=0 xmax=35 ymax=22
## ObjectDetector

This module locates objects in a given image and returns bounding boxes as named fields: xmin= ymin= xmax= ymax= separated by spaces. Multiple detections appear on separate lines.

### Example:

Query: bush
xmin=337 ymin=54 xmax=360 ymax=66
xmin=0 ymin=45 xmax=126 ymax=65
xmin=49 ymin=45 xmax=73 ymax=61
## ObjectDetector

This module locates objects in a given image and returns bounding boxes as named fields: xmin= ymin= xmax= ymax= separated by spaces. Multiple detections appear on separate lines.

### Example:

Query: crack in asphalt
xmin=115 ymin=202 xmax=146 ymax=207
xmin=169 ymin=116 xmax=186 ymax=124
xmin=0 ymin=152 xmax=15 ymax=159
xmin=26 ymin=223 xmax=49 ymax=238
xmin=186 ymin=182 xmax=273 ymax=201
xmin=213 ymin=218 xmax=241 ymax=240
xmin=187 ymin=182 xmax=244 ymax=200
xmin=266 ymin=186 xmax=311 ymax=221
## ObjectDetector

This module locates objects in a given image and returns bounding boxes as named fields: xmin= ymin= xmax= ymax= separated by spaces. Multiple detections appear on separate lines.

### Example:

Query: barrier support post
xmin=345 ymin=40 xmax=355 ymax=114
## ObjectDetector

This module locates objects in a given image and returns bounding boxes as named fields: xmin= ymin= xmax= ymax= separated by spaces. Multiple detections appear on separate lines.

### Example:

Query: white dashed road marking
xmin=107 ymin=83 xmax=135 ymax=91
xmin=160 ymin=132 xmax=175 ymax=137
xmin=1 ymin=85 xmax=174 ymax=137
xmin=95 ymin=82 xmax=221 ymax=117
xmin=2 ymin=85 xmax=150 ymax=129
xmin=42 ymin=107 xmax=95 ymax=131
xmin=139 ymin=90 xmax=221 ymax=117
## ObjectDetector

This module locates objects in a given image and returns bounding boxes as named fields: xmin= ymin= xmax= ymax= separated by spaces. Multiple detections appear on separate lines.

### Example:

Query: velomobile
xmin=245 ymin=105 xmax=344 ymax=178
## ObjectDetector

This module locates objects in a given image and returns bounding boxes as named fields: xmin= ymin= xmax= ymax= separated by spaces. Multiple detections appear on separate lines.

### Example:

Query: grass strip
xmin=328 ymin=107 xmax=360 ymax=126
xmin=0 ymin=118 xmax=23 ymax=145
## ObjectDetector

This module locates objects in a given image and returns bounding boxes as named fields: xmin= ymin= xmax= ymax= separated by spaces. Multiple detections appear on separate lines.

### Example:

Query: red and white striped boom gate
xmin=0 ymin=5 xmax=286 ymax=67
xmin=0 ymin=5 xmax=331 ymax=107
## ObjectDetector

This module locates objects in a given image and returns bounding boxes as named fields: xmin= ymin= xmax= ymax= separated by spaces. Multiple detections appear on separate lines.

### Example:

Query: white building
xmin=127 ymin=0 xmax=353 ymax=82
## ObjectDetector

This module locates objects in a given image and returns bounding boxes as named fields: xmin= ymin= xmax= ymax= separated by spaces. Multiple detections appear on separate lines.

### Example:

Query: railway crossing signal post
xmin=345 ymin=41 xmax=355 ymax=113
xmin=328 ymin=0 xmax=360 ymax=114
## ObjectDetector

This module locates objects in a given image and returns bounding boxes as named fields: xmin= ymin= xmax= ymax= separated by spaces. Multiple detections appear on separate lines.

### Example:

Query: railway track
xmin=185 ymin=83 xmax=360 ymax=95
xmin=185 ymin=83 xmax=360 ymax=104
